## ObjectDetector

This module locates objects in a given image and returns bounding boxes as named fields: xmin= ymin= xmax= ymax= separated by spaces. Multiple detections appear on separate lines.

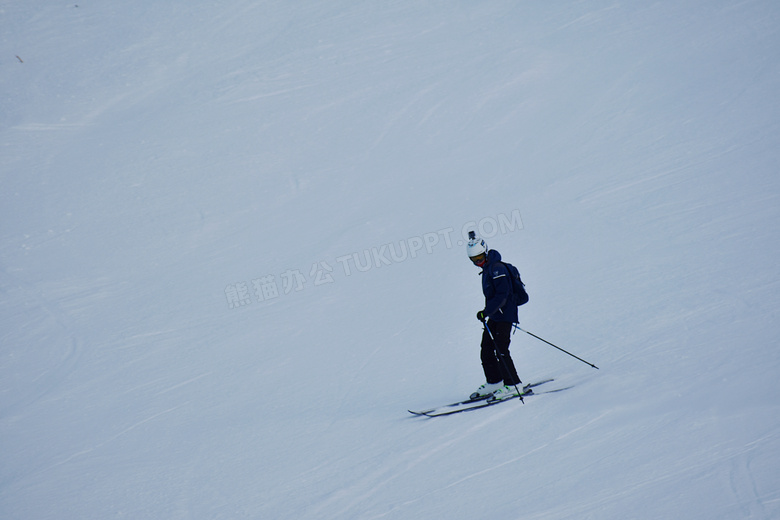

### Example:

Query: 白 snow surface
xmin=2 ymin=1 xmax=780 ymax=518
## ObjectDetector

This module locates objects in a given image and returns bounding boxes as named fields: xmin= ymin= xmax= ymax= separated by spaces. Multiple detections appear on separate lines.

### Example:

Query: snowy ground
xmin=2 ymin=1 xmax=780 ymax=518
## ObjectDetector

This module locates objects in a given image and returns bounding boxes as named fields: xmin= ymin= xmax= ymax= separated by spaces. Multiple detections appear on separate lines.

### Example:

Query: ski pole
xmin=483 ymin=321 xmax=524 ymax=403
xmin=513 ymin=325 xmax=599 ymax=370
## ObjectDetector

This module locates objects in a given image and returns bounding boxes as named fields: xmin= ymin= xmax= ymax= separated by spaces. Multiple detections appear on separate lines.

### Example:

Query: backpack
xmin=501 ymin=261 xmax=529 ymax=306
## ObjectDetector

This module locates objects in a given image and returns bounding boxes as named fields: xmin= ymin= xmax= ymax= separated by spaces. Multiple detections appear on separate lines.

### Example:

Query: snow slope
xmin=2 ymin=1 xmax=780 ymax=518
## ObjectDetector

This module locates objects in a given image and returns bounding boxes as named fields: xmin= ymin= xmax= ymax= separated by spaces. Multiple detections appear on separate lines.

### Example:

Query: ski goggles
xmin=469 ymin=253 xmax=487 ymax=265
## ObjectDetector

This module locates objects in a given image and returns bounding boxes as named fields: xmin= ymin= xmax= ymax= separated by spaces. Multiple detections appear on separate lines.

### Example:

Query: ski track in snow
xmin=0 ymin=268 xmax=83 ymax=419
xmin=309 ymin=411 xmax=517 ymax=520
xmin=51 ymin=404 xmax=186 ymax=469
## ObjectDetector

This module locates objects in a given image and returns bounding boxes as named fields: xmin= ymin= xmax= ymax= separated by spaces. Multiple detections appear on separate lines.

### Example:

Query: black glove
xmin=476 ymin=310 xmax=486 ymax=322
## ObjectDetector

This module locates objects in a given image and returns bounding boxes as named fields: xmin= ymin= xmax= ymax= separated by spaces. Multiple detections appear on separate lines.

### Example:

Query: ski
xmin=408 ymin=379 xmax=554 ymax=417
xmin=409 ymin=383 xmax=572 ymax=418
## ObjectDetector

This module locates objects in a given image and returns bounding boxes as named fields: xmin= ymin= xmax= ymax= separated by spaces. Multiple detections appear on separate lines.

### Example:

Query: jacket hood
xmin=486 ymin=249 xmax=502 ymax=265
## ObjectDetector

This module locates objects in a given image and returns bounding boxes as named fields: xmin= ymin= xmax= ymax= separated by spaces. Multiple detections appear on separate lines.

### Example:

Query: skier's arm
xmin=483 ymin=267 xmax=512 ymax=318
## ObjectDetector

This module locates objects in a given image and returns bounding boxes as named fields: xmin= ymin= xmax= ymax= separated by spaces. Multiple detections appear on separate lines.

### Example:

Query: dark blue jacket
xmin=481 ymin=249 xmax=518 ymax=323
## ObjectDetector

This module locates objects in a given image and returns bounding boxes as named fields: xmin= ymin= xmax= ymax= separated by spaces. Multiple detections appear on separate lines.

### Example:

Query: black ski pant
xmin=480 ymin=320 xmax=521 ymax=386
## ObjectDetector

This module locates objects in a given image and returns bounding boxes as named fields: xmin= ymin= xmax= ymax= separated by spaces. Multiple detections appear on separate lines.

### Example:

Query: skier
xmin=467 ymin=232 xmax=524 ymax=401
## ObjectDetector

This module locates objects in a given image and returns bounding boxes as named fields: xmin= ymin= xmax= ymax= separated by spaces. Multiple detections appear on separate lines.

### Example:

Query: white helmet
xmin=466 ymin=230 xmax=487 ymax=258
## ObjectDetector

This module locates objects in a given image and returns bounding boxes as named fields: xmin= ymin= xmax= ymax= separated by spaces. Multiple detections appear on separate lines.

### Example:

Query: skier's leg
xmin=490 ymin=321 xmax=521 ymax=386
xmin=480 ymin=327 xmax=503 ymax=384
